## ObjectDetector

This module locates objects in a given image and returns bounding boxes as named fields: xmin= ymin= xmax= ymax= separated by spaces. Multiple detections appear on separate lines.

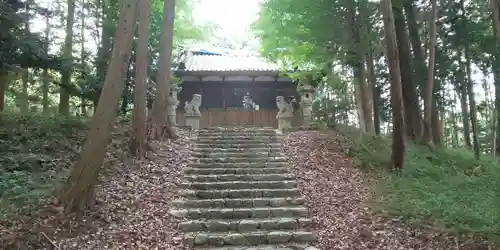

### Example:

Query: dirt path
xmin=282 ymin=130 xmax=459 ymax=250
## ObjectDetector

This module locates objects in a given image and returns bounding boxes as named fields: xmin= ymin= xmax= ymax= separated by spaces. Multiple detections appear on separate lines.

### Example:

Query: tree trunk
xmin=458 ymin=81 xmax=472 ymax=148
xmin=21 ymin=70 xmax=29 ymax=114
xmin=94 ymin=0 xmax=114 ymax=105
xmin=58 ymin=0 xmax=139 ymax=214
xmin=59 ymin=0 xmax=76 ymax=115
xmin=394 ymin=5 xmax=421 ymax=141
xmin=354 ymin=83 xmax=366 ymax=131
xmin=149 ymin=0 xmax=177 ymax=140
xmin=404 ymin=0 xmax=427 ymax=93
xmin=367 ymin=44 xmax=381 ymax=135
xmin=382 ymin=0 xmax=406 ymax=170
xmin=465 ymin=49 xmax=480 ymax=159
xmin=431 ymin=97 xmax=442 ymax=145
xmin=346 ymin=2 xmax=373 ymax=134
xmin=43 ymin=2 xmax=51 ymax=116
xmin=451 ymin=93 xmax=459 ymax=147
xmin=491 ymin=0 xmax=500 ymax=41
xmin=0 ymin=71 xmax=7 ymax=112
xmin=422 ymin=0 xmax=438 ymax=145
xmin=130 ymin=0 xmax=149 ymax=158
xmin=80 ymin=0 xmax=87 ymax=116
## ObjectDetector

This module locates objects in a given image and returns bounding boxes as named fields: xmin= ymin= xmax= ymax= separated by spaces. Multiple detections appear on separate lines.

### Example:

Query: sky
xmin=193 ymin=0 xmax=261 ymax=40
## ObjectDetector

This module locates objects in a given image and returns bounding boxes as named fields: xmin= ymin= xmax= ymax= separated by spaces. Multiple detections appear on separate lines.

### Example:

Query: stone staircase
xmin=171 ymin=127 xmax=316 ymax=250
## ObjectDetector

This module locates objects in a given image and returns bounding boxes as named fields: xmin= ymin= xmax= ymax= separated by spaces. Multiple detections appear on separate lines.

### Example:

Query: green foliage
xmin=0 ymin=0 xmax=61 ymax=72
xmin=336 ymin=124 xmax=500 ymax=242
xmin=0 ymin=114 xmax=87 ymax=215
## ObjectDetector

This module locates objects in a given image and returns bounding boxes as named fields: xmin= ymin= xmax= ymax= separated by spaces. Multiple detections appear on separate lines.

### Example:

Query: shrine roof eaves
xmin=178 ymin=54 xmax=282 ymax=73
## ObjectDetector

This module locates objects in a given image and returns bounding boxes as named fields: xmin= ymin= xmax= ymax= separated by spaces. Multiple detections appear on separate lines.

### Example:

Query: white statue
xmin=184 ymin=94 xmax=202 ymax=116
xmin=276 ymin=96 xmax=294 ymax=118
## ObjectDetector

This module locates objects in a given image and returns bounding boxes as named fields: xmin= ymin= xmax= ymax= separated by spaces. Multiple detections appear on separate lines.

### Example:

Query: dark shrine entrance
xmin=175 ymin=50 xmax=301 ymax=128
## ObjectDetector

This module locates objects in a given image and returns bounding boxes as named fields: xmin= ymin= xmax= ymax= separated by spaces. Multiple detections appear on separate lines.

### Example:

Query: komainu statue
xmin=276 ymin=96 xmax=294 ymax=118
xmin=184 ymin=94 xmax=202 ymax=116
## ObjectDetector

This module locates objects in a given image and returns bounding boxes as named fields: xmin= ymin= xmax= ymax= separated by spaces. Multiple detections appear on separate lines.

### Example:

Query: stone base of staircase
xmin=171 ymin=127 xmax=316 ymax=249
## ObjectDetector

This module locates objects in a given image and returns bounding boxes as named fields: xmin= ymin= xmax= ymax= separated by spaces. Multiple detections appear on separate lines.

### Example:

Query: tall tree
xmin=130 ymin=0 xmax=149 ymax=157
xmin=423 ymin=0 xmax=438 ymax=144
xmin=149 ymin=0 xmax=177 ymax=140
xmin=42 ymin=0 xmax=51 ymax=115
xmin=394 ymin=3 xmax=421 ymax=141
xmin=492 ymin=0 xmax=500 ymax=41
xmin=382 ymin=0 xmax=406 ymax=170
xmin=58 ymin=0 xmax=139 ymax=214
xmin=59 ymin=0 xmax=76 ymax=115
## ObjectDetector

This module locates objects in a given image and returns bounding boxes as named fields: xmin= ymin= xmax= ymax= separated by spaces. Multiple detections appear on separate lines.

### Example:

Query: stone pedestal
xmin=185 ymin=114 xmax=201 ymax=129
xmin=167 ymin=99 xmax=179 ymax=125
xmin=301 ymin=103 xmax=313 ymax=126
xmin=184 ymin=93 xmax=202 ymax=129
xmin=277 ymin=115 xmax=293 ymax=130
xmin=297 ymin=83 xmax=316 ymax=127
xmin=167 ymin=86 xmax=181 ymax=125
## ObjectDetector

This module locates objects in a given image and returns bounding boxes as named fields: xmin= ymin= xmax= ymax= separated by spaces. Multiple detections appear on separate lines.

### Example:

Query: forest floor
xmin=0 ymin=115 xmax=498 ymax=249
xmin=283 ymin=128 xmax=496 ymax=250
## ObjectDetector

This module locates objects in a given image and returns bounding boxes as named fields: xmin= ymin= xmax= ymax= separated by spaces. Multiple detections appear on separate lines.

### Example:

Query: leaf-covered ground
xmin=282 ymin=130 xmax=489 ymax=250
xmin=0 ymin=114 xmax=195 ymax=249
xmin=45 ymin=129 xmax=194 ymax=249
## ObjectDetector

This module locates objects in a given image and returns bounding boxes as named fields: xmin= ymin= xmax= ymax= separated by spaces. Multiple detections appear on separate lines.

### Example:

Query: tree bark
xmin=394 ymin=5 xmax=421 ymax=141
xmin=80 ymin=0 xmax=87 ymax=116
xmin=0 ymin=71 xmax=7 ymax=112
xmin=130 ymin=0 xmax=149 ymax=158
xmin=59 ymin=0 xmax=77 ymax=115
xmin=491 ymin=0 xmax=500 ymax=41
xmin=382 ymin=0 xmax=406 ymax=170
xmin=404 ymin=0 xmax=427 ymax=93
xmin=422 ymin=0 xmax=438 ymax=144
xmin=367 ymin=43 xmax=381 ymax=135
xmin=43 ymin=4 xmax=51 ymax=116
xmin=347 ymin=1 xmax=373 ymax=133
xmin=94 ymin=0 xmax=114 ymax=106
xmin=21 ymin=70 xmax=29 ymax=114
xmin=465 ymin=48 xmax=480 ymax=159
xmin=150 ymin=0 xmax=177 ymax=140
xmin=58 ymin=0 xmax=139 ymax=214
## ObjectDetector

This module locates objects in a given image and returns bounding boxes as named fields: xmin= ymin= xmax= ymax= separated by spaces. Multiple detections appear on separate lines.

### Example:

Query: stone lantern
xmin=167 ymin=86 xmax=182 ymax=125
xmin=297 ymin=81 xmax=316 ymax=126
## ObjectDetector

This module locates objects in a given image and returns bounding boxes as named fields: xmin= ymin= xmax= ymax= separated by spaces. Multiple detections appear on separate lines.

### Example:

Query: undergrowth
xmin=0 ymin=114 xmax=87 ymax=217
xmin=334 ymin=124 xmax=500 ymax=244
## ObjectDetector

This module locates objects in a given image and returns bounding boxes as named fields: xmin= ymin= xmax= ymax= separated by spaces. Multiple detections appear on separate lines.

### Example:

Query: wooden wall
xmin=176 ymin=80 xmax=301 ymax=128
xmin=176 ymin=109 xmax=302 ymax=128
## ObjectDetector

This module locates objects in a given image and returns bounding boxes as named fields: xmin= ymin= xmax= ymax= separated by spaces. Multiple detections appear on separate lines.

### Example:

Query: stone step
xmin=196 ymin=143 xmax=281 ymax=149
xmin=180 ymin=188 xmax=301 ymax=199
xmin=190 ymin=163 xmax=286 ymax=169
xmin=191 ymin=152 xmax=283 ymax=159
xmin=198 ymin=136 xmax=281 ymax=141
xmin=172 ymin=197 xmax=305 ymax=209
xmin=179 ymin=217 xmax=312 ymax=233
xmin=199 ymin=129 xmax=276 ymax=133
xmin=183 ymin=174 xmax=294 ymax=182
xmin=185 ymin=230 xmax=315 ymax=247
xmin=172 ymin=207 xmax=309 ymax=220
xmin=197 ymin=140 xmax=281 ymax=145
xmin=184 ymin=167 xmax=289 ymax=175
xmin=197 ymin=245 xmax=315 ymax=250
xmin=180 ymin=181 xmax=297 ymax=190
xmin=192 ymin=157 xmax=287 ymax=164
xmin=192 ymin=148 xmax=281 ymax=154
